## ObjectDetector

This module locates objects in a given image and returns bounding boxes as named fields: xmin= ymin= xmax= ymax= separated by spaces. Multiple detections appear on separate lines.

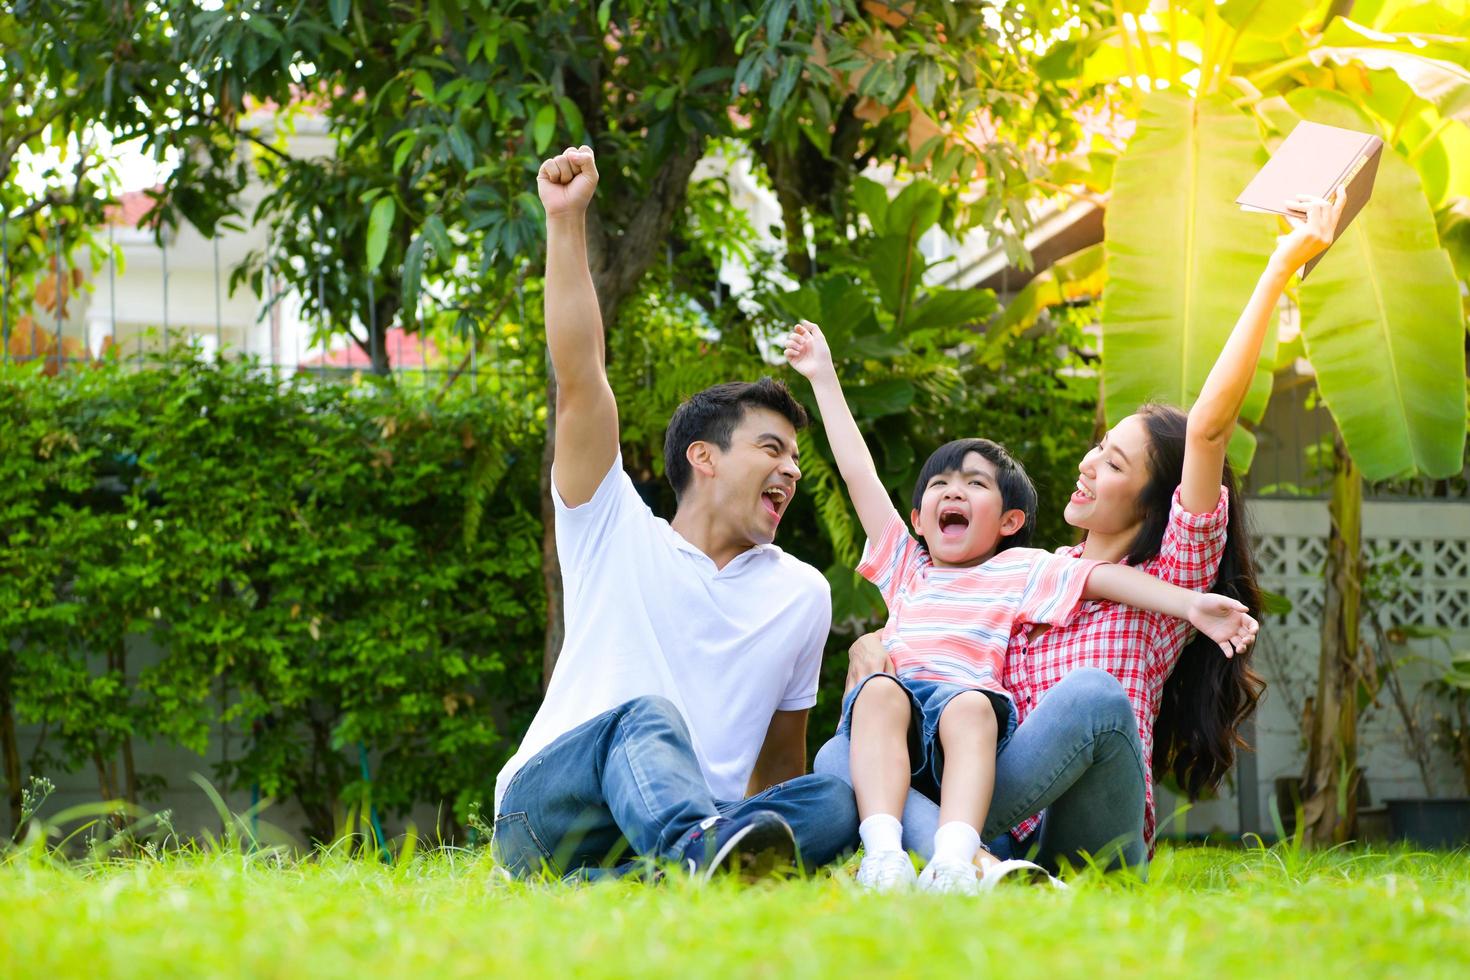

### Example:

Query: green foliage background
xmin=0 ymin=353 xmax=546 ymax=842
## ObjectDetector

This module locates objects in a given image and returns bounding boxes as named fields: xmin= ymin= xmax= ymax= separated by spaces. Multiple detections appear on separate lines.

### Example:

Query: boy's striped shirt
xmin=857 ymin=510 xmax=1098 ymax=699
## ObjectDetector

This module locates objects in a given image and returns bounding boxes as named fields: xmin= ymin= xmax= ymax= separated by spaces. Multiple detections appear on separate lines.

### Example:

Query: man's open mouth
xmin=761 ymin=486 xmax=788 ymax=518
xmin=938 ymin=508 xmax=969 ymax=537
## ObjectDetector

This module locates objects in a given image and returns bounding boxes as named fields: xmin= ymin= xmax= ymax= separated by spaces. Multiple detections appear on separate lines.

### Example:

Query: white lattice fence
xmin=1254 ymin=518 xmax=1470 ymax=635
xmin=1158 ymin=498 xmax=1470 ymax=837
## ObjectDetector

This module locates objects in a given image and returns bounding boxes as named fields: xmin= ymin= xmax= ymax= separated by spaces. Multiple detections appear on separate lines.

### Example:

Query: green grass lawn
xmin=2 ymin=843 xmax=1467 ymax=978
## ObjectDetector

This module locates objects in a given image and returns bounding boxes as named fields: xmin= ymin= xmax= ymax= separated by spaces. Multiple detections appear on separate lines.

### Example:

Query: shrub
xmin=0 ymin=353 xmax=544 ymax=842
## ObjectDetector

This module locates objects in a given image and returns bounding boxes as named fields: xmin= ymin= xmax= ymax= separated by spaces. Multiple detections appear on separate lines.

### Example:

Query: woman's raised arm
xmin=1179 ymin=189 xmax=1346 ymax=513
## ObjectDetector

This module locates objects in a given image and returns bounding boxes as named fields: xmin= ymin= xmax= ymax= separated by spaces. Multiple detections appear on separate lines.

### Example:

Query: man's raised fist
xmin=537 ymin=145 xmax=598 ymax=217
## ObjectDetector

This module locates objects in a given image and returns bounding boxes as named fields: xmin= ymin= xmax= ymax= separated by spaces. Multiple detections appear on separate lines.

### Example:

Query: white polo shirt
xmin=493 ymin=455 xmax=831 ymax=813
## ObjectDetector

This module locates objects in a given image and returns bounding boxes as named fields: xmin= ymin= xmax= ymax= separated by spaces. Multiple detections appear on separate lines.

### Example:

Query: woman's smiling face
xmin=1065 ymin=413 xmax=1153 ymax=538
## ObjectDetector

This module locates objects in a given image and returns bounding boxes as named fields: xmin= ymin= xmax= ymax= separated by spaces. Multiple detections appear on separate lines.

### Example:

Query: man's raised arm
xmin=539 ymin=145 xmax=619 ymax=507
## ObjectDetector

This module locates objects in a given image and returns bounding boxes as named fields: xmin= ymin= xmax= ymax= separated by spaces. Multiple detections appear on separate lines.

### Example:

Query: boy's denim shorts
xmin=837 ymin=672 xmax=1016 ymax=799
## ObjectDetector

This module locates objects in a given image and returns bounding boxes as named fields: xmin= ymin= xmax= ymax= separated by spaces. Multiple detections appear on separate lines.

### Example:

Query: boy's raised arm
xmin=784 ymin=320 xmax=895 ymax=543
xmin=540 ymin=146 xmax=619 ymax=508
xmin=1082 ymin=563 xmax=1258 ymax=658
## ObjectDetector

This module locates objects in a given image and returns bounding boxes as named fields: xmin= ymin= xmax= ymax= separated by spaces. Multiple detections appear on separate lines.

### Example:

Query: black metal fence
xmin=1 ymin=212 xmax=545 ymax=433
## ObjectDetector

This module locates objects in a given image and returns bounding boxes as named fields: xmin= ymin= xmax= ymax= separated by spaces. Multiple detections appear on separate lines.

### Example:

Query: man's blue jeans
xmin=814 ymin=667 xmax=1147 ymax=874
xmin=494 ymin=695 xmax=859 ymax=878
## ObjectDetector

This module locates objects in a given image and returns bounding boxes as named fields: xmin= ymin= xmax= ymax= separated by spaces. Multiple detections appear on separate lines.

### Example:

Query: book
xmin=1235 ymin=121 xmax=1384 ymax=279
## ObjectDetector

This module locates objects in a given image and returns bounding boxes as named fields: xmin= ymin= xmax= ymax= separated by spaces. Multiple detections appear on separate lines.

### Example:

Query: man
xmin=491 ymin=145 xmax=857 ymax=879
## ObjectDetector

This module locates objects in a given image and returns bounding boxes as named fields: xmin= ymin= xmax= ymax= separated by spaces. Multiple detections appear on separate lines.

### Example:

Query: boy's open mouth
xmin=938 ymin=509 xmax=969 ymax=537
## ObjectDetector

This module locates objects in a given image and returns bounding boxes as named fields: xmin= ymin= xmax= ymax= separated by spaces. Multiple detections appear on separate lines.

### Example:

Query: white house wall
xmin=74 ymin=115 xmax=347 ymax=367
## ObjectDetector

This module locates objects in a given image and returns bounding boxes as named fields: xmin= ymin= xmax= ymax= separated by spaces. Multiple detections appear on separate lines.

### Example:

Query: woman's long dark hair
xmin=1126 ymin=404 xmax=1267 ymax=800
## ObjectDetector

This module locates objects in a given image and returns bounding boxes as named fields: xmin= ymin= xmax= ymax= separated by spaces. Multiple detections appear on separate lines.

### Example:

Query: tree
xmin=739 ymin=1 xmax=1111 ymax=278
xmin=12 ymin=0 xmax=1125 ymax=690
xmin=156 ymin=0 xmax=854 ymax=682
xmin=0 ymin=1 xmax=182 ymax=361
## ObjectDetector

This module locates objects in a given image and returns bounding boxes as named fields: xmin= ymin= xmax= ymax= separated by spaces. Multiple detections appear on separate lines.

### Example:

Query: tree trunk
xmin=92 ymin=744 xmax=117 ymax=804
xmin=368 ymin=291 xmax=398 ymax=376
xmin=350 ymin=289 xmax=399 ymax=376
xmin=755 ymin=97 xmax=866 ymax=280
xmin=760 ymin=144 xmax=815 ymax=281
xmin=1 ymin=668 xmax=22 ymax=837
xmin=1457 ymin=699 xmax=1470 ymax=796
xmin=537 ymin=139 xmax=707 ymax=689
xmin=112 ymin=638 xmax=138 ymax=806
xmin=299 ymin=714 xmax=339 ymax=845
xmin=1300 ymin=433 xmax=1364 ymax=846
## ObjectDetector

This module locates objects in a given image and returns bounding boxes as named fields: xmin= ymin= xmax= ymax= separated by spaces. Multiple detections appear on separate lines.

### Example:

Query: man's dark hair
xmin=663 ymin=378 xmax=809 ymax=500
xmin=909 ymin=438 xmax=1037 ymax=552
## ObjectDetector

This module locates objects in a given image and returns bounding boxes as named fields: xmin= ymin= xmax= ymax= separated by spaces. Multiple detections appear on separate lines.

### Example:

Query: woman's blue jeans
xmin=814 ymin=667 xmax=1147 ymax=874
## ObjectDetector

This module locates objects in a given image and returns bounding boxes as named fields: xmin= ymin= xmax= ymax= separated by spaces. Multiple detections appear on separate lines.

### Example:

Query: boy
xmin=784 ymin=320 xmax=1257 ymax=892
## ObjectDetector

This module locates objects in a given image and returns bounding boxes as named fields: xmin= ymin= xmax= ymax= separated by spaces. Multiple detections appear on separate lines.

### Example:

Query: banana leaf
xmin=1099 ymin=91 xmax=1278 ymax=468
xmin=1290 ymin=88 xmax=1467 ymax=480
xmin=1218 ymin=0 xmax=1317 ymax=40
xmin=1307 ymin=47 xmax=1470 ymax=120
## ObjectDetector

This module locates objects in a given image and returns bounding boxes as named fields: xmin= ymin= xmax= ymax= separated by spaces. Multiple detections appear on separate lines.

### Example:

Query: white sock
xmin=931 ymin=821 xmax=980 ymax=866
xmin=859 ymin=813 xmax=904 ymax=854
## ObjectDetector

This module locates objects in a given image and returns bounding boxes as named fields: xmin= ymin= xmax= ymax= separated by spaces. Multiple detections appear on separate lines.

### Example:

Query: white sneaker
xmin=918 ymin=857 xmax=980 ymax=894
xmin=978 ymin=858 xmax=1067 ymax=891
xmin=855 ymin=849 xmax=917 ymax=891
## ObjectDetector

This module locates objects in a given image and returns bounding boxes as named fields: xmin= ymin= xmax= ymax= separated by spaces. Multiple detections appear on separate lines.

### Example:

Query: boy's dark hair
xmin=663 ymin=378 xmax=809 ymax=500
xmin=910 ymin=438 xmax=1036 ymax=552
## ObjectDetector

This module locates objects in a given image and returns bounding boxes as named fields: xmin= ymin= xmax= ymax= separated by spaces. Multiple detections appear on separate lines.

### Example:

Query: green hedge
xmin=0 ymin=354 xmax=545 ymax=842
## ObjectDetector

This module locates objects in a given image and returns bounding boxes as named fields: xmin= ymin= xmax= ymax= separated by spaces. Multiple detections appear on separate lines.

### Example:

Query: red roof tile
xmin=299 ymin=328 xmax=441 ymax=369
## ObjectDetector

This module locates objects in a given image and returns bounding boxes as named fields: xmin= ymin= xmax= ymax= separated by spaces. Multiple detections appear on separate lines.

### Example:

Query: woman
xmin=814 ymin=190 xmax=1347 ymax=874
